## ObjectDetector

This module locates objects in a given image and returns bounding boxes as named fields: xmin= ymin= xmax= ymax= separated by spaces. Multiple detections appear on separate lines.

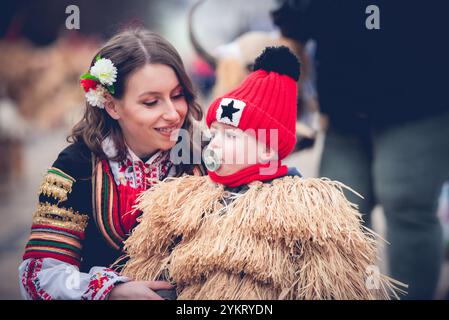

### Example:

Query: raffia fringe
xmin=120 ymin=175 xmax=407 ymax=299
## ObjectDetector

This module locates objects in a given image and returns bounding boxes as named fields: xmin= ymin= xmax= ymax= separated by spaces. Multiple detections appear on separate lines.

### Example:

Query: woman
xmin=18 ymin=29 xmax=205 ymax=300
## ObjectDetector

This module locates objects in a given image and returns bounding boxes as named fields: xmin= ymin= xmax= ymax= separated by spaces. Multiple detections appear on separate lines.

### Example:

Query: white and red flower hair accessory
xmin=80 ymin=55 xmax=117 ymax=109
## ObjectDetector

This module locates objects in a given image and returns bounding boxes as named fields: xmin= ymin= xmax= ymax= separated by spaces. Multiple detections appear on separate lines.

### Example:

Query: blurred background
xmin=0 ymin=0 xmax=448 ymax=299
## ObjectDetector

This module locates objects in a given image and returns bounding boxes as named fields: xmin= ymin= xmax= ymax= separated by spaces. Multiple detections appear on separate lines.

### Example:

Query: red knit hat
xmin=206 ymin=46 xmax=300 ymax=160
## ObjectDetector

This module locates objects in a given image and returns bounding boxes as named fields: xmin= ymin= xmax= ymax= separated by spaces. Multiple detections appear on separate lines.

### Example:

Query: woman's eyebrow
xmin=138 ymin=84 xmax=181 ymax=98
xmin=138 ymin=91 xmax=159 ymax=98
xmin=170 ymin=84 xmax=182 ymax=93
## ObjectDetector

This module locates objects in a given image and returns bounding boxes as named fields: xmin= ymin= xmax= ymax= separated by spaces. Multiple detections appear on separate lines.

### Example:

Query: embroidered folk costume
xmin=19 ymin=57 xmax=204 ymax=300
xmin=121 ymin=47 xmax=406 ymax=299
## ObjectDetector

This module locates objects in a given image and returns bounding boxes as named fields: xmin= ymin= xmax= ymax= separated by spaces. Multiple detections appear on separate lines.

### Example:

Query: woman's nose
xmin=163 ymin=101 xmax=181 ymax=122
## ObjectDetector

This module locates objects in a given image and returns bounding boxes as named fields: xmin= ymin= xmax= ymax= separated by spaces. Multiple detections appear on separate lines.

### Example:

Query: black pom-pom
xmin=253 ymin=46 xmax=300 ymax=81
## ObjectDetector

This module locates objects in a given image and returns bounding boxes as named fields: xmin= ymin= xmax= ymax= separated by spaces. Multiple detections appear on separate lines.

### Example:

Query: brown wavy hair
xmin=68 ymin=29 xmax=203 ymax=175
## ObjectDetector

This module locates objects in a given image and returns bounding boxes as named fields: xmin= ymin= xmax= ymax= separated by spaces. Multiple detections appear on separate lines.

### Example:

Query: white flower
xmin=85 ymin=86 xmax=107 ymax=109
xmin=90 ymin=58 xmax=117 ymax=86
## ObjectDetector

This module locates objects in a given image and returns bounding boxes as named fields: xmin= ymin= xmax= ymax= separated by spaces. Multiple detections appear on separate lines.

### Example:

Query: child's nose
xmin=209 ymin=135 xmax=222 ymax=149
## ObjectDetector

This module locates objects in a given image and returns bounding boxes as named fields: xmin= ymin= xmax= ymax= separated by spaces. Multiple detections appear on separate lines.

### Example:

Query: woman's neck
xmin=124 ymin=139 xmax=159 ymax=162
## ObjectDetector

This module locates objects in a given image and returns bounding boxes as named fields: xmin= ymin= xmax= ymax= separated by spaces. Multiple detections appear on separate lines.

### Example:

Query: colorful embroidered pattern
xmin=93 ymin=160 xmax=127 ymax=250
xmin=39 ymin=167 xmax=76 ymax=202
xmin=82 ymin=270 xmax=117 ymax=300
xmin=115 ymin=151 xmax=173 ymax=189
xmin=32 ymin=202 xmax=88 ymax=233
xmin=92 ymin=146 xmax=175 ymax=250
xmin=23 ymin=224 xmax=84 ymax=266
xmin=23 ymin=202 xmax=88 ymax=266
xmin=21 ymin=259 xmax=53 ymax=300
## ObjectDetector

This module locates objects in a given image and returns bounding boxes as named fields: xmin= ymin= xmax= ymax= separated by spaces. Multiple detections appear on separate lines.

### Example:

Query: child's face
xmin=207 ymin=122 xmax=275 ymax=176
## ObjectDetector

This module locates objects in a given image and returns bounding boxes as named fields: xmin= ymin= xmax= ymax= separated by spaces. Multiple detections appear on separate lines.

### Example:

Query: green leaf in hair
xmin=108 ymin=85 xmax=115 ymax=95
xmin=80 ymin=73 xmax=99 ymax=82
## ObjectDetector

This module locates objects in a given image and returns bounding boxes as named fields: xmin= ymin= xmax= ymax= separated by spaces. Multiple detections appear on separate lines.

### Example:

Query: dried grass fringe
xmin=119 ymin=175 xmax=407 ymax=299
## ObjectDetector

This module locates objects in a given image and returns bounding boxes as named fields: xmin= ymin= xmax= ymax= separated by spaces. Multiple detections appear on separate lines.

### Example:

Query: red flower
xmin=80 ymin=78 xmax=98 ymax=93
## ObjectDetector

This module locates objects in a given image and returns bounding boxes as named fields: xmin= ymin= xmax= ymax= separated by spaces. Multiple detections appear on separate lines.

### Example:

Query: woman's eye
xmin=143 ymin=100 xmax=158 ymax=107
xmin=171 ymin=93 xmax=184 ymax=100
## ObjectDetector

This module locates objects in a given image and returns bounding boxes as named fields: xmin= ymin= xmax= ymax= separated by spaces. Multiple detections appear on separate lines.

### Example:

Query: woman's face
xmin=107 ymin=63 xmax=188 ymax=159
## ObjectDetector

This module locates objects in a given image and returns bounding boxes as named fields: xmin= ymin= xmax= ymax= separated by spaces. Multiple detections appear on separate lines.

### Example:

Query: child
xmin=120 ymin=47 xmax=406 ymax=299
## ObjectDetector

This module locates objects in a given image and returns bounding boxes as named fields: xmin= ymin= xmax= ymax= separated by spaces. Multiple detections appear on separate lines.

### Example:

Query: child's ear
xmin=104 ymin=94 xmax=121 ymax=120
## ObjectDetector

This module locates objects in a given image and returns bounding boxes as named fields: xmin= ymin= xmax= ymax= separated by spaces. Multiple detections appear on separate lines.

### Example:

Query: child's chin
xmin=215 ymin=165 xmax=244 ymax=176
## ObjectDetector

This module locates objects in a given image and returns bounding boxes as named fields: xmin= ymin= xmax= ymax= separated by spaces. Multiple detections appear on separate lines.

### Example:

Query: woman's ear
xmin=104 ymin=94 xmax=121 ymax=120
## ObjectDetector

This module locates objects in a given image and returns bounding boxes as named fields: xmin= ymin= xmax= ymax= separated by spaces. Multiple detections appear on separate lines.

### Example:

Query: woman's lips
xmin=154 ymin=124 xmax=181 ymax=137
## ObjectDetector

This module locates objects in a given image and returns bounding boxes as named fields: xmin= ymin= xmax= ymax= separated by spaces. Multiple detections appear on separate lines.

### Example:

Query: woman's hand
xmin=108 ymin=280 xmax=174 ymax=300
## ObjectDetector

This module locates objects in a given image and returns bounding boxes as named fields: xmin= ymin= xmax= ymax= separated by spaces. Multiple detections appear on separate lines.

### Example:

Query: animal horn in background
xmin=188 ymin=0 xmax=217 ymax=69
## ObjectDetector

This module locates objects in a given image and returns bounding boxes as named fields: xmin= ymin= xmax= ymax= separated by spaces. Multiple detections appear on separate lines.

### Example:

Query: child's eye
xmin=225 ymin=131 xmax=237 ymax=139
xmin=143 ymin=100 xmax=158 ymax=107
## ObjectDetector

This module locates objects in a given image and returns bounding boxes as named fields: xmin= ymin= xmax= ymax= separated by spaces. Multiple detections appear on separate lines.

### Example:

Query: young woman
xmin=18 ymin=29 xmax=205 ymax=300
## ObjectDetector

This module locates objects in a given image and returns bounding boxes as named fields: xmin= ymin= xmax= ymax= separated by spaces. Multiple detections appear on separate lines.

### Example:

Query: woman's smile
xmin=154 ymin=123 xmax=182 ymax=137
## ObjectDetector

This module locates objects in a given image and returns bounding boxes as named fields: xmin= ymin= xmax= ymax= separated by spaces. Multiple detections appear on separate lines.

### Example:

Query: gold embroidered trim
xmin=33 ymin=202 xmax=89 ymax=233
xmin=39 ymin=171 xmax=75 ymax=202
xmin=39 ymin=184 xmax=69 ymax=202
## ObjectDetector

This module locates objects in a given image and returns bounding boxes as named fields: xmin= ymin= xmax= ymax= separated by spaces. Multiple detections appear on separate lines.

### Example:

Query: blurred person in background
xmin=272 ymin=0 xmax=449 ymax=299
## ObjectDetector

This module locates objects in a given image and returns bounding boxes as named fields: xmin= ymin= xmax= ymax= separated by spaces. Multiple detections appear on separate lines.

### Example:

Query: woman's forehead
xmin=127 ymin=63 xmax=180 ymax=96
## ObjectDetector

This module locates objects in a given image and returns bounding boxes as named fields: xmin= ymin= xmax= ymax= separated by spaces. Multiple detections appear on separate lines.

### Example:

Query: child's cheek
xmin=222 ymin=137 xmax=237 ymax=164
